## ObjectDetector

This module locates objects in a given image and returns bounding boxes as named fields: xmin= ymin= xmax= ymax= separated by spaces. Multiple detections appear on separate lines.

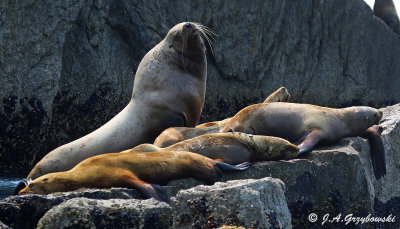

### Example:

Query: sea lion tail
xmin=360 ymin=125 xmax=386 ymax=180
xmin=216 ymin=161 xmax=251 ymax=171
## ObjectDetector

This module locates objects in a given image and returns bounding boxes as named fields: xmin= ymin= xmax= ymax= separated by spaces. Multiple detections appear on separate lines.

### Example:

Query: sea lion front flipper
xmin=297 ymin=130 xmax=322 ymax=157
xmin=124 ymin=178 xmax=166 ymax=201
xmin=359 ymin=125 xmax=386 ymax=180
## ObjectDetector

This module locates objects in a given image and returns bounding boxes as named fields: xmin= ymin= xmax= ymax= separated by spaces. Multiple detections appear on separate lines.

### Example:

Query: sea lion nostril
xmin=184 ymin=22 xmax=191 ymax=29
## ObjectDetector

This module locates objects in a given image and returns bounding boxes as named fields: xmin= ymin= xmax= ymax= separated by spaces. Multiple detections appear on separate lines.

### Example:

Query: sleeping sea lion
xmin=221 ymin=102 xmax=386 ymax=179
xmin=154 ymin=87 xmax=291 ymax=147
xmin=129 ymin=132 xmax=299 ymax=164
xmin=19 ymin=151 xmax=250 ymax=201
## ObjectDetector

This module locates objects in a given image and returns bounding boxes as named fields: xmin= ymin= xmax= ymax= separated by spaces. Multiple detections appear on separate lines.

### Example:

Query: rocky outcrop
xmin=37 ymin=198 xmax=172 ymax=229
xmin=0 ymin=188 xmax=141 ymax=228
xmin=171 ymin=178 xmax=291 ymax=229
xmin=1 ymin=0 xmax=400 ymax=172
xmin=0 ymin=178 xmax=290 ymax=229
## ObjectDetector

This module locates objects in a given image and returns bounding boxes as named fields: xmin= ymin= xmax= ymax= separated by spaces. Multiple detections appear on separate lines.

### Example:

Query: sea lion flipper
xmin=216 ymin=161 xmax=251 ymax=171
xmin=263 ymin=87 xmax=290 ymax=103
xmin=297 ymin=130 xmax=322 ymax=157
xmin=125 ymin=178 xmax=165 ymax=201
xmin=13 ymin=180 xmax=28 ymax=195
xmin=359 ymin=125 xmax=386 ymax=179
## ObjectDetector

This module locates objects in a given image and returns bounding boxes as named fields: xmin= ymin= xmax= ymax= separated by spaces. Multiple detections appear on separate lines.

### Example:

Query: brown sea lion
xmin=221 ymin=102 xmax=386 ymax=179
xmin=129 ymin=132 xmax=299 ymax=164
xmin=153 ymin=87 xmax=291 ymax=147
xmin=18 ymin=151 xmax=250 ymax=201
xmin=373 ymin=0 xmax=400 ymax=35
xmin=26 ymin=22 xmax=214 ymax=180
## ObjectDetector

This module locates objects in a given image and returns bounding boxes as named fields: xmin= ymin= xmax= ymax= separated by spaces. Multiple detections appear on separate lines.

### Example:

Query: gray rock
xmin=171 ymin=178 xmax=291 ymax=229
xmin=0 ymin=222 xmax=11 ymax=229
xmin=37 ymin=198 xmax=172 ymax=229
xmin=2 ymin=0 xmax=400 ymax=172
xmin=0 ymin=188 xmax=141 ymax=229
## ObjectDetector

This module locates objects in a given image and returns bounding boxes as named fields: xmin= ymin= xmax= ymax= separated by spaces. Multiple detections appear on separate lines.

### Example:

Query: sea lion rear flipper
xmin=216 ymin=161 xmax=251 ymax=171
xmin=297 ymin=130 xmax=322 ymax=157
xmin=125 ymin=178 xmax=166 ymax=201
xmin=359 ymin=125 xmax=386 ymax=180
xmin=13 ymin=180 xmax=28 ymax=195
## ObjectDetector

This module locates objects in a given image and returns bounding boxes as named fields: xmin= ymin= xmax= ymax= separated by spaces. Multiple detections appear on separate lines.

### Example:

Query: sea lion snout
xmin=184 ymin=22 xmax=192 ymax=29
xmin=377 ymin=109 xmax=383 ymax=120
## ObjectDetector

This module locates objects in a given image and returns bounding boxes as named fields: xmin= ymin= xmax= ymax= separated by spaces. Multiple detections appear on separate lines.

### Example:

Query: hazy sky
xmin=364 ymin=0 xmax=400 ymax=13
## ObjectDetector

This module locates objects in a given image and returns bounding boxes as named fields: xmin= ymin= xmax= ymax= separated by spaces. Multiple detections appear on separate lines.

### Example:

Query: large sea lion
xmin=18 ymin=151 xmax=250 ymax=201
xmin=373 ymin=0 xmax=400 ymax=35
xmin=26 ymin=22 xmax=213 ymax=180
xmin=220 ymin=102 xmax=386 ymax=179
xmin=154 ymin=87 xmax=291 ymax=147
xmin=129 ymin=132 xmax=299 ymax=164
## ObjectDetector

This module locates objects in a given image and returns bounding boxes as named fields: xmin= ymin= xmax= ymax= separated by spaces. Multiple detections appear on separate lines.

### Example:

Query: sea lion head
xmin=154 ymin=127 xmax=186 ymax=147
xmin=344 ymin=106 xmax=383 ymax=131
xmin=18 ymin=173 xmax=74 ymax=195
xmin=165 ymin=22 xmax=214 ymax=57
xmin=255 ymin=136 xmax=299 ymax=160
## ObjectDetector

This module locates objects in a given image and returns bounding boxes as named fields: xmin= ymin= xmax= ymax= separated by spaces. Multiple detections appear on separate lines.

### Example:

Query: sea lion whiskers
xmin=193 ymin=22 xmax=216 ymax=55
xmin=194 ymin=22 xmax=217 ymax=38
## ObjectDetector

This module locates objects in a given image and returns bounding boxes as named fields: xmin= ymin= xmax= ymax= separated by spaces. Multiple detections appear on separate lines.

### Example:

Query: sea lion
xmin=18 ymin=151 xmax=250 ymax=201
xmin=130 ymin=132 xmax=299 ymax=164
xmin=26 ymin=22 xmax=213 ymax=180
xmin=373 ymin=0 xmax=400 ymax=35
xmin=154 ymin=87 xmax=291 ymax=147
xmin=221 ymin=102 xmax=386 ymax=179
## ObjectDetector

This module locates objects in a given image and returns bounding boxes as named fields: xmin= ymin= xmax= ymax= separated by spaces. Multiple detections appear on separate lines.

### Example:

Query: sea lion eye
xmin=184 ymin=22 xmax=191 ymax=29
xmin=29 ymin=183 xmax=35 ymax=188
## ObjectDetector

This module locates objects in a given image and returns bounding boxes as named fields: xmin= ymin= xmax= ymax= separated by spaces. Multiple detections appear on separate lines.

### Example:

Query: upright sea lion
xmin=154 ymin=87 xmax=291 ymax=147
xmin=19 ymin=151 xmax=250 ymax=201
xmin=130 ymin=132 xmax=299 ymax=164
xmin=26 ymin=22 xmax=213 ymax=180
xmin=373 ymin=0 xmax=400 ymax=35
xmin=221 ymin=102 xmax=386 ymax=179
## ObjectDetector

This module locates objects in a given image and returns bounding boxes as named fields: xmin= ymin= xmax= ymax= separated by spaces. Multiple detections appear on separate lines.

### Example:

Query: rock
xmin=0 ymin=188 xmax=141 ymax=229
xmin=1 ymin=0 xmax=400 ymax=172
xmin=171 ymin=178 xmax=291 ymax=229
xmin=0 ymin=222 xmax=11 ymax=229
xmin=37 ymin=198 xmax=172 ymax=229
